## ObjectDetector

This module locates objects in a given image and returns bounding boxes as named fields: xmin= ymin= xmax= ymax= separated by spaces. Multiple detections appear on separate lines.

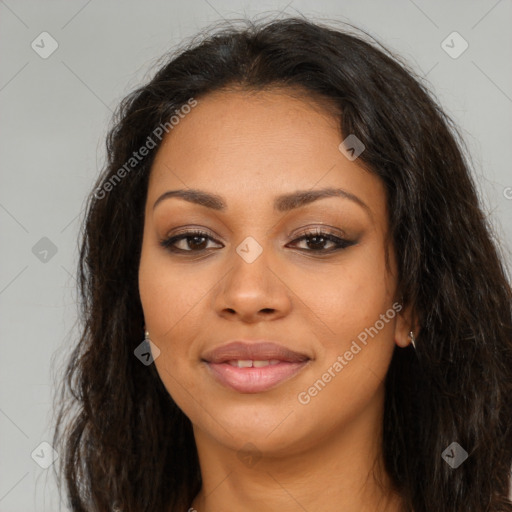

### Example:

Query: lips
xmin=202 ymin=341 xmax=310 ymax=364
xmin=202 ymin=341 xmax=311 ymax=393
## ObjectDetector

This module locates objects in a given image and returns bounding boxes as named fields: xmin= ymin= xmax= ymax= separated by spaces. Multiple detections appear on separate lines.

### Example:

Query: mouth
xmin=201 ymin=341 xmax=311 ymax=393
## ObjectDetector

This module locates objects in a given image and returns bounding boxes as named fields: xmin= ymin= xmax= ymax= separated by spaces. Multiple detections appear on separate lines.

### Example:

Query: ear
xmin=394 ymin=303 xmax=420 ymax=348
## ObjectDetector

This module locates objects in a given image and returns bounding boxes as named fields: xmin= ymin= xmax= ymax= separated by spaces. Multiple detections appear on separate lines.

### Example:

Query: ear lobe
xmin=394 ymin=304 xmax=420 ymax=348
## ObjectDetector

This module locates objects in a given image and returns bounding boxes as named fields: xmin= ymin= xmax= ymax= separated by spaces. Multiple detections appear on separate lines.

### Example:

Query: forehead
xmin=147 ymin=88 xmax=386 ymax=222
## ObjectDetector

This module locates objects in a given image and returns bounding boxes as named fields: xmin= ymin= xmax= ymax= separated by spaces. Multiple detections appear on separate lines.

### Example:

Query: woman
xmin=52 ymin=17 xmax=512 ymax=512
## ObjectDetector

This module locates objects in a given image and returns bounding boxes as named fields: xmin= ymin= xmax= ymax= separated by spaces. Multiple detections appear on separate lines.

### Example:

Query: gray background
xmin=1 ymin=1 xmax=511 ymax=510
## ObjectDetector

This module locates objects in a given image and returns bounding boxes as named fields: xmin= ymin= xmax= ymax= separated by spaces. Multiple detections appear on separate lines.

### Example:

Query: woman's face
xmin=138 ymin=88 xmax=410 ymax=457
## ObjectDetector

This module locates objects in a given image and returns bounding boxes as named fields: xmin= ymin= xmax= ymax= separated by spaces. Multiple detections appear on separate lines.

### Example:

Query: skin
xmin=138 ymin=88 xmax=417 ymax=512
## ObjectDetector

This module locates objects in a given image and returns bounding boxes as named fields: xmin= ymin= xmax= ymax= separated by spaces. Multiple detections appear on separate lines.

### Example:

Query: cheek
xmin=293 ymin=279 xmax=397 ymax=435
xmin=287 ymin=245 xmax=393 ymax=344
xmin=138 ymin=244 xmax=210 ymax=340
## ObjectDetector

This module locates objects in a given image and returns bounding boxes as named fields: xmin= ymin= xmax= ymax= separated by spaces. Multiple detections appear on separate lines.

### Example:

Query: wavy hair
xmin=52 ymin=16 xmax=512 ymax=512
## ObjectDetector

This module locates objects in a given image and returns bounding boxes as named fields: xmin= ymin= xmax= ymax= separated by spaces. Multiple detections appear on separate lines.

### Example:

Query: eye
xmin=159 ymin=227 xmax=356 ymax=255
xmin=287 ymin=228 xmax=356 ymax=253
xmin=159 ymin=229 xmax=223 ymax=253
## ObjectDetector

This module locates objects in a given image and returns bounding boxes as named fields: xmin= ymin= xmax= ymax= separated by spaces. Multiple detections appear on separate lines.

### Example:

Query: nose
xmin=212 ymin=242 xmax=292 ymax=323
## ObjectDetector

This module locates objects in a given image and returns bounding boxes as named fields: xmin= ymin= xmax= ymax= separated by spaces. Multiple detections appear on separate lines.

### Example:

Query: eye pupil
xmin=307 ymin=236 xmax=327 ymax=250
xmin=189 ymin=235 xmax=207 ymax=249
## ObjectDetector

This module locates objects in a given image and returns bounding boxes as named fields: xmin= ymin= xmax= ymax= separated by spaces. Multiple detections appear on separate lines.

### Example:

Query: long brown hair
xmin=52 ymin=17 xmax=512 ymax=512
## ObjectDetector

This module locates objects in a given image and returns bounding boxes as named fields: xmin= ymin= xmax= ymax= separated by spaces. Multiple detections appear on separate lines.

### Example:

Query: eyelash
xmin=159 ymin=228 xmax=356 ymax=255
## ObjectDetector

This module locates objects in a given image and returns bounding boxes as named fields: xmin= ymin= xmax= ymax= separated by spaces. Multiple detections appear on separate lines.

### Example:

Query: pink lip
xmin=201 ymin=341 xmax=311 ymax=393
xmin=205 ymin=361 xmax=310 ymax=393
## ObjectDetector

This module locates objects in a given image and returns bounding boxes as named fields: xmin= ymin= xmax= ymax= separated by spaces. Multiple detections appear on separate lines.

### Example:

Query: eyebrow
xmin=152 ymin=187 xmax=371 ymax=217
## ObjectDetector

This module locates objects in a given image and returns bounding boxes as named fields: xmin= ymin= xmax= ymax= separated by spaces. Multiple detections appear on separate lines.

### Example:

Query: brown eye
xmin=288 ymin=229 xmax=356 ymax=253
xmin=159 ymin=230 xmax=223 ymax=253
